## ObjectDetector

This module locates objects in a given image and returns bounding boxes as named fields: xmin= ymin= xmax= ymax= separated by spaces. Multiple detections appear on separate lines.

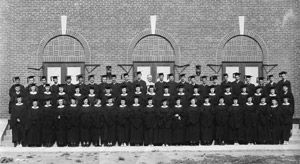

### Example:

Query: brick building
xmin=0 ymin=0 xmax=299 ymax=119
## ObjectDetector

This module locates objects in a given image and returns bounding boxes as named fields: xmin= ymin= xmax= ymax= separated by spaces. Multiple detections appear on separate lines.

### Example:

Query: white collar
xmin=45 ymin=104 xmax=52 ymax=107
xmin=16 ymin=91 xmax=20 ymax=94
xmin=32 ymin=106 xmax=39 ymax=109
xmin=193 ymin=93 xmax=200 ymax=96
xmin=178 ymin=93 xmax=185 ymax=95
xmin=16 ymin=103 xmax=23 ymax=106
xmin=105 ymin=93 xmax=112 ymax=96
xmin=120 ymin=104 xmax=127 ymax=107
xmin=74 ymin=93 xmax=81 ymax=96
xmin=106 ymin=103 xmax=113 ymax=106
xmin=259 ymin=103 xmax=267 ymax=105
xmin=283 ymin=103 xmax=290 ymax=105
xmin=147 ymin=105 xmax=154 ymax=107
xmin=224 ymin=92 xmax=231 ymax=95
xmin=163 ymin=93 xmax=170 ymax=96
xmin=190 ymin=104 xmax=197 ymax=107
xmin=255 ymin=93 xmax=261 ymax=96
xmin=241 ymin=92 xmax=248 ymax=95
xmin=218 ymin=103 xmax=225 ymax=106
xmin=135 ymin=92 xmax=142 ymax=94
xmin=209 ymin=93 xmax=216 ymax=96
xmin=203 ymin=103 xmax=210 ymax=106
xmin=82 ymin=104 xmax=90 ymax=107
xmin=94 ymin=104 xmax=101 ymax=107
xmin=147 ymin=92 xmax=155 ymax=95
xmin=58 ymin=92 xmax=65 ymax=95
xmin=44 ymin=91 xmax=51 ymax=95
xmin=175 ymin=105 xmax=182 ymax=108
xmin=161 ymin=105 xmax=168 ymax=108
xmin=246 ymin=102 xmax=253 ymax=105
xmin=89 ymin=94 xmax=95 ymax=97
xmin=271 ymin=105 xmax=278 ymax=108
xmin=233 ymin=104 xmax=239 ymax=106
xmin=269 ymin=94 xmax=276 ymax=96
xmin=121 ymin=93 xmax=128 ymax=96
xmin=70 ymin=104 xmax=77 ymax=107
xmin=30 ymin=91 xmax=37 ymax=95
xmin=58 ymin=105 xmax=65 ymax=108
xmin=133 ymin=104 xmax=140 ymax=106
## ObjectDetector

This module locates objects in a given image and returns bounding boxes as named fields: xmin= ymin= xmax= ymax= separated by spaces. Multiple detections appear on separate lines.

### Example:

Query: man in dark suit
xmin=231 ymin=73 xmax=244 ymax=96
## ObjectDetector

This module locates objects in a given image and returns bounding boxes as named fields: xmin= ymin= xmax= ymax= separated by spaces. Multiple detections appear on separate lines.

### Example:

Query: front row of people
xmin=10 ymin=94 xmax=294 ymax=147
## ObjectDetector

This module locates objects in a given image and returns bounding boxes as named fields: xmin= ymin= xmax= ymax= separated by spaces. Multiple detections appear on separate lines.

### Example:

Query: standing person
xmin=157 ymin=99 xmax=173 ymax=146
xmin=280 ymin=84 xmax=294 ymax=109
xmin=98 ymin=75 xmax=110 ymax=98
xmin=267 ymin=87 xmax=280 ymax=105
xmin=10 ymin=95 xmax=27 ymax=147
xmin=167 ymin=74 xmax=177 ymax=96
xmin=117 ymin=85 xmax=132 ymax=106
xmin=121 ymin=73 xmax=133 ymax=94
xmin=66 ymin=97 xmax=80 ymax=147
xmin=277 ymin=71 xmax=291 ymax=94
xmin=191 ymin=86 xmax=203 ymax=107
xmin=104 ymin=96 xmax=118 ymax=146
xmin=186 ymin=97 xmax=201 ymax=145
xmin=243 ymin=96 xmax=258 ymax=145
xmin=228 ymin=97 xmax=244 ymax=145
xmin=56 ymin=84 xmax=69 ymax=106
xmin=55 ymin=97 xmax=67 ymax=147
xmin=257 ymin=96 xmax=271 ymax=144
xmin=281 ymin=96 xmax=294 ymax=145
xmin=244 ymin=75 xmax=255 ymax=96
xmin=87 ymin=86 xmax=97 ymax=107
xmin=176 ymin=84 xmax=188 ymax=107
xmin=220 ymin=74 xmax=231 ymax=95
xmin=25 ymin=76 xmax=35 ymax=94
xmin=50 ymin=76 xmax=59 ymax=95
xmin=9 ymin=77 xmax=25 ymax=97
xmin=257 ymin=77 xmax=267 ymax=96
xmin=238 ymin=85 xmax=249 ymax=106
xmin=86 ymin=75 xmax=98 ymax=95
xmin=214 ymin=96 xmax=229 ymax=145
xmin=143 ymin=97 xmax=157 ymax=146
xmin=231 ymin=73 xmax=244 ymax=97
xmin=76 ymin=74 xmax=87 ymax=96
xmin=91 ymin=98 xmax=105 ymax=146
xmin=253 ymin=86 xmax=263 ymax=105
xmin=200 ymin=96 xmax=215 ymax=145
xmin=26 ymin=84 xmax=40 ymax=108
xmin=80 ymin=98 xmax=92 ymax=147
xmin=41 ymin=84 xmax=54 ymax=106
xmin=117 ymin=98 xmax=129 ymax=146
xmin=269 ymin=97 xmax=284 ymax=144
xmin=130 ymin=96 xmax=144 ymax=146
xmin=38 ymin=76 xmax=47 ymax=95
xmin=188 ymin=75 xmax=199 ymax=96
xmin=145 ymin=74 xmax=155 ymax=91
xmin=265 ymin=75 xmax=277 ymax=95
xmin=210 ymin=75 xmax=221 ymax=96
xmin=26 ymin=99 xmax=42 ymax=147
xmin=223 ymin=85 xmax=233 ymax=106
xmin=110 ymin=74 xmax=120 ymax=97
xmin=41 ymin=98 xmax=55 ymax=147
xmin=73 ymin=85 xmax=84 ymax=106
xmin=9 ymin=84 xmax=25 ymax=114
xmin=64 ymin=76 xmax=75 ymax=96
xmin=199 ymin=76 xmax=209 ymax=97
xmin=172 ymin=97 xmax=186 ymax=145
xmin=155 ymin=73 xmax=166 ymax=96
xmin=208 ymin=85 xmax=218 ymax=106
xmin=177 ymin=74 xmax=190 ymax=94
xmin=133 ymin=71 xmax=147 ymax=94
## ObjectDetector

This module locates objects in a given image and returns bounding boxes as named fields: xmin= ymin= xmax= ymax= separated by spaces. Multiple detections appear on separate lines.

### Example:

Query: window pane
xmin=137 ymin=66 xmax=151 ymax=83
xmin=67 ymin=67 xmax=81 ymax=84
xmin=156 ymin=66 xmax=170 ymax=82
xmin=47 ymin=67 xmax=61 ymax=84
xmin=245 ymin=66 xmax=259 ymax=86
xmin=225 ymin=66 xmax=239 ymax=82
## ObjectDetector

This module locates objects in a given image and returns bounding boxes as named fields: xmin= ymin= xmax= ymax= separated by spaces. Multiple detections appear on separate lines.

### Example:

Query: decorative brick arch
xmin=37 ymin=29 xmax=91 ymax=64
xmin=127 ymin=29 xmax=180 ymax=61
xmin=216 ymin=29 xmax=269 ymax=63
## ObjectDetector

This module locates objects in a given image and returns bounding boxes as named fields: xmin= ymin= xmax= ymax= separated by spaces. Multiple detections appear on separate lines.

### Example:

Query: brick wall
xmin=0 ymin=0 xmax=299 ymax=118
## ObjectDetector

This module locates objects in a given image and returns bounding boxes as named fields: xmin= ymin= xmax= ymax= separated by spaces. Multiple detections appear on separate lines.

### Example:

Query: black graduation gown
xmin=167 ymin=81 xmax=177 ymax=96
xmin=101 ymin=93 xmax=114 ymax=106
xmin=50 ymin=83 xmax=59 ymax=95
xmin=10 ymin=103 xmax=27 ymax=142
xmin=188 ymin=83 xmax=199 ymax=97
xmin=280 ymin=91 xmax=295 ymax=109
xmin=54 ymin=106 xmax=67 ymax=144
xmin=92 ymin=105 xmax=106 ymax=143
xmin=66 ymin=105 xmax=80 ymax=143
xmin=9 ymin=84 xmax=25 ymax=97
xmin=238 ymin=93 xmax=249 ymax=106
xmin=80 ymin=105 xmax=92 ymax=142
xmin=129 ymin=105 xmax=144 ymax=144
xmin=76 ymin=83 xmax=87 ymax=96
xmin=231 ymin=80 xmax=244 ymax=96
xmin=73 ymin=93 xmax=85 ymax=106
xmin=172 ymin=105 xmax=186 ymax=144
xmin=121 ymin=81 xmax=133 ymax=94
xmin=257 ymin=103 xmax=271 ymax=143
xmin=56 ymin=92 xmax=70 ymax=105
xmin=9 ymin=91 xmax=25 ymax=114
xmin=200 ymin=104 xmax=215 ymax=142
xmin=104 ymin=104 xmax=118 ymax=143
xmin=155 ymin=81 xmax=166 ymax=96
xmin=64 ymin=83 xmax=75 ymax=96
xmin=220 ymin=81 xmax=231 ymax=94
xmin=208 ymin=93 xmax=218 ymax=106
xmin=38 ymin=84 xmax=47 ymax=95
xmin=117 ymin=105 xmax=129 ymax=144
xmin=228 ymin=105 xmax=244 ymax=142
xmin=214 ymin=104 xmax=229 ymax=141
xmin=157 ymin=106 xmax=173 ymax=145
xmin=281 ymin=104 xmax=294 ymax=141
xmin=86 ymin=83 xmax=99 ymax=95
xmin=177 ymin=81 xmax=190 ymax=94
xmin=133 ymin=79 xmax=147 ymax=94
xmin=158 ymin=94 xmax=174 ymax=107
xmin=190 ymin=94 xmax=203 ymax=107
xmin=143 ymin=105 xmax=157 ymax=145
xmin=26 ymin=92 xmax=40 ymax=107
xmin=245 ymin=83 xmax=255 ymax=96
xmin=243 ymin=103 xmax=258 ymax=143
xmin=26 ymin=107 xmax=42 ymax=146
xmin=98 ymin=82 xmax=110 ymax=97
xmin=199 ymin=84 xmax=210 ymax=97
xmin=132 ymin=92 xmax=146 ymax=106
xmin=223 ymin=92 xmax=233 ymax=106
xmin=277 ymin=79 xmax=291 ymax=93
xmin=253 ymin=93 xmax=263 ymax=105
xmin=211 ymin=84 xmax=222 ymax=96
xmin=87 ymin=94 xmax=98 ymax=107
xmin=266 ymin=94 xmax=280 ymax=105
xmin=41 ymin=92 xmax=55 ymax=106
xmin=41 ymin=105 xmax=55 ymax=143
xmin=265 ymin=82 xmax=277 ymax=95
xmin=117 ymin=93 xmax=132 ymax=106
xmin=186 ymin=105 xmax=200 ymax=142
xmin=269 ymin=105 xmax=284 ymax=143
xmin=145 ymin=93 xmax=158 ymax=107
xmin=176 ymin=93 xmax=188 ymax=107
xmin=111 ymin=82 xmax=120 ymax=97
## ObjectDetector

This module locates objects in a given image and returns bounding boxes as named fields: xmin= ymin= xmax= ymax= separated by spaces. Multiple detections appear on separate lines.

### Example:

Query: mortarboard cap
xmin=101 ymin=75 xmax=107 ymax=78
xmin=40 ymin=76 xmax=47 ymax=81
xmin=255 ymin=86 xmax=262 ymax=90
xmin=177 ymin=84 xmax=184 ymax=88
xmin=225 ymin=84 xmax=231 ymax=88
xmin=13 ymin=76 xmax=20 ymax=82
xmin=203 ymin=95 xmax=209 ymax=99
xmin=50 ymin=76 xmax=58 ymax=81
xmin=233 ymin=72 xmax=241 ymax=78
xmin=136 ymin=71 xmax=142 ymax=75
xmin=179 ymin=74 xmax=186 ymax=78
xmin=158 ymin=73 xmax=164 ymax=76
xmin=112 ymin=74 xmax=117 ymax=78
xmin=270 ymin=97 xmax=278 ymax=101
xmin=65 ymin=76 xmax=72 ymax=81
xmin=270 ymin=86 xmax=276 ymax=90
xmin=174 ymin=96 xmax=181 ymax=101
xmin=148 ymin=85 xmax=154 ymax=89
xmin=135 ymin=84 xmax=141 ymax=88
xmin=147 ymin=97 xmax=153 ymax=101
xmin=279 ymin=71 xmax=287 ymax=75
xmin=245 ymin=75 xmax=252 ymax=79
xmin=267 ymin=75 xmax=274 ymax=80
xmin=189 ymin=75 xmax=196 ymax=79
xmin=88 ymin=74 xmax=95 ymax=80
xmin=30 ymin=83 xmax=36 ymax=87
xmin=76 ymin=74 xmax=83 ymax=81
xmin=75 ymin=85 xmax=80 ymax=89
xmin=14 ymin=84 xmax=21 ymax=87
xmin=123 ymin=73 xmax=129 ymax=77
xmin=210 ymin=75 xmax=218 ymax=81
xmin=241 ymin=84 xmax=247 ymax=88
xmin=16 ymin=95 xmax=23 ymax=98
xmin=45 ymin=83 xmax=50 ymax=87
xmin=282 ymin=84 xmax=289 ymax=88
xmin=168 ymin=73 xmax=174 ymax=77
xmin=219 ymin=96 xmax=224 ymax=99
xmin=27 ymin=76 xmax=35 ymax=79
xmin=223 ymin=73 xmax=228 ymax=77
xmin=200 ymin=75 xmax=208 ymax=81
xmin=120 ymin=97 xmax=126 ymax=101
xmin=162 ymin=98 xmax=168 ymax=102
xmin=232 ymin=96 xmax=238 ymax=100
xmin=120 ymin=85 xmax=127 ymax=89
xmin=164 ymin=85 xmax=169 ymax=89
xmin=58 ymin=84 xmax=65 ymax=87
xmin=105 ymin=86 xmax=111 ymax=89
xmin=89 ymin=86 xmax=95 ymax=90
xmin=210 ymin=85 xmax=216 ymax=89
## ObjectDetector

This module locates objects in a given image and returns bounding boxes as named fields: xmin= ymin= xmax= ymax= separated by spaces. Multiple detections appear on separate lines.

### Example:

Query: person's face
xmin=134 ymin=98 xmax=139 ymax=104
xmin=112 ymin=77 xmax=116 ymax=82
xmin=235 ymin=75 xmax=240 ymax=81
xmin=136 ymin=87 xmax=141 ymax=92
xmin=169 ymin=76 xmax=174 ymax=81
xmin=53 ymin=78 xmax=58 ymax=83
xmin=179 ymin=88 xmax=184 ymax=92
xmin=203 ymin=78 xmax=207 ymax=83
xmin=191 ymin=99 xmax=196 ymax=104
xmin=213 ymin=79 xmax=218 ymax=83
xmin=89 ymin=77 xmax=94 ymax=83
xmin=283 ymin=98 xmax=288 ymax=103
xmin=15 ymin=86 xmax=20 ymax=92
xmin=247 ymin=97 xmax=253 ymax=102
xmin=159 ymin=75 xmax=164 ymax=81
xmin=246 ymin=78 xmax=251 ymax=83
xmin=42 ymin=79 xmax=47 ymax=84
xmin=46 ymin=100 xmax=51 ymax=105
xmin=176 ymin=99 xmax=181 ymax=105
xmin=75 ymin=88 xmax=80 ymax=93
xmin=28 ymin=78 xmax=34 ymax=84
xmin=79 ymin=78 xmax=84 ymax=83
xmin=261 ymin=98 xmax=266 ymax=103
xmin=124 ymin=75 xmax=129 ymax=81
xmin=33 ymin=101 xmax=38 ymax=106
xmin=148 ymin=99 xmax=153 ymax=105
xmin=59 ymin=87 xmax=63 ymax=92
xmin=164 ymin=88 xmax=169 ymax=93
xmin=225 ymin=88 xmax=230 ymax=92
xmin=90 ymin=89 xmax=94 ymax=94
xmin=224 ymin=76 xmax=228 ymax=81
xmin=58 ymin=99 xmax=63 ymax=105
xmin=180 ymin=76 xmax=185 ymax=82
xmin=84 ymin=99 xmax=88 ymax=104
xmin=233 ymin=99 xmax=238 ymax=104
xmin=149 ymin=87 xmax=154 ymax=93
xmin=163 ymin=101 xmax=167 ymax=106
xmin=67 ymin=79 xmax=71 ymax=83
xmin=30 ymin=86 xmax=36 ymax=91
xmin=147 ymin=76 xmax=152 ymax=82
xmin=108 ymin=98 xmax=113 ymax=104
xmin=191 ymin=78 xmax=195 ymax=83
xmin=210 ymin=88 xmax=215 ymax=93
xmin=204 ymin=98 xmax=209 ymax=103
xmin=281 ymin=74 xmax=286 ymax=79
xmin=137 ymin=74 xmax=142 ymax=79
xmin=121 ymin=88 xmax=127 ymax=93
xmin=283 ymin=86 xmax=288 ymax=92
xmin=96 ymin=99 xmax=101 ymax=105
xmin=270 ymin=89 xmax=275 ymax=94
xmin=193 ymin=88 xmax=198 ymax=93
xmin=45 ymin=86 xmax=50 ymax=91
xmin=219 ymin=98 xmax=224 ymax=104
xmin=242 ymin=87 xmax=247 ymax=92
xmin=15 ymin=79 xmax=20 ymax=84
xmin=121 ymin=100 xmax=126 ymax=105
xmin=102 ymin=77 xmax=107 ymax=83
xmin=105 ymin=89 xmax=111 ymax=93
xmin=71 ymin=99 xmax=76 ymax=104
xmin=17 ymin=97 xmax=22 ymax=103
xmin=271 ymin=99 xmax=278 ymax=105
xmin=256 ymin=88 xmax=261 ymax=93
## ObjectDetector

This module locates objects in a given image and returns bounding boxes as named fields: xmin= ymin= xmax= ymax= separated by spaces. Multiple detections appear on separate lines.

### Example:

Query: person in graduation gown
xmin=190 ymin=86 xmax=203 ymax=107
xmin=280 ymin=84 xmax=294 ymax=109
xmin=117 ymin=98 xmax=129 ymax=146
xmin=56 ymin=84 xmax=69 ymax=106
xmin=40 ymin=84 xmax=55 ymax=106
xmin=158 ymin=86 xmax=175 ymax=107
xmin=208 ymin=85 xmax=219 ymax=106
xmin=9 ymin=77 xmax=25 ymax=98
xmin=199 ymin=76 xmax=210 ymax=97
xmin=238 ymin=85 xmax=249 ymax=106
xmin=231 ymin=73 xmax=244 ymax=97
xmin=277 ymin=71 xmax=292 ymax=94
xmin=91 ymin=98 xmax=105 ymax=146
xmin=253 ymin=86 xmax=263 ymax=105
xmin=133 ymin=71 xmax=147 ymax=94
xmin=9 ymin=84 xmax=25 ymax=114
xmin=41 ymin=98 xmax=55 ymax=147
xmin=132 ymin=84 xmax=146 ymax=106
xmin=117 ymin=85 xmax=132 ymax=106
xmin=121 ymin=73 xmax=133 ymax=94
xmin=265 ymin=75 xmax=277 ymax=95
xmin=257 ymin=77 xmax=267 ymax=96
xmin=214 ymin=96 xmax=229 ymax=145
xmin=269 ymin=97 xmax=284 ymax=144
xmin=188 ymin=76 xmax=199 ymax=96
xmin=80 ymin=97 xmax=92 ymax=147
xmin=157 ymin=99 xmax=173 ymax=146
xmin=186 ymin=96 xmax=201 ymax=145
xmin=25 ymin=76 xmax=35 ymax=95
xmin=257 ymin=96 xmax=271 ymax=144
xmin=26 ymin=99 xmax=42 ymax=147
xmin=10 ymin=95 xmax=27 ymax=147
xmin=176 ymin=84 xmax=188 ymax=107
xmin=210 ymin=75 xmax=222 ymax=96
xmin=50 ymin=76 xmax=60 ymax=95
xmin=54 ymin=97 xmax=68 ymax=147
xmin=110 ymin=74 xmax=120 ymax=97
xmin=130 ymin=96 xmax=144 ymax=146
xmin=66 ymin=97 xmax=81 ymax=147
xmin=26 ymin=84 xmax=40 ymax=108
xmin=101 ymin=85 xmax=113 ymax=105
xmin=223 ymin=85 xmax=233 ymax=106
xmin=228 ymin=97 xmax=244 ymax=145
xmin=73 ymin=85 xmax=85 ymax=106
xmin=38 ymin=76 xmax=47 ymax=95
xmin=145 ymin=85 xmax=158 ymax=107
xmin=64 ymin=76 xmax=75 ymax=96
xmin=177 ymin=74 xmax=190 ymax=94
xmin=104 ymin=96 xmax=118 ymax=146
xmin=244 ymin=75 xmax=255 ymax=96
xmin=266 ymin=87 xmax=280 ymax=105
xmin=281 ymin=96 xmax=294 ymax=145
xmin=166 ymin=74 xmax=177 ymax=96
xmin=98 ymin=75 xmax=110 ymax=98
xmin=220 ymin=74 xmax=231 ymax=95
xmin=143 ymin=97 xmax=158 ymax=146
xmin=200 ymin=96 xmax=215 ymax=145
xmin=76 ymin=74 xmax=87 ymax=96
xmin=87 ymin=86 xmax=98 ymax=107
xmin=86 ymin=75 xmax=99 ymax=95
xmin=243 ymin=96 xmax=258 ymax=145
xmin=155 ymin=73 xmax=166 ymax=96
xmin=172 ymin=97 xmax=186 ymax=145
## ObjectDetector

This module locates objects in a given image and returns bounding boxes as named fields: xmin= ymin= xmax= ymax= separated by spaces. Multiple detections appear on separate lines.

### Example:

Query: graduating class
xmin=9 ymin=70 xmax=295 ymax=147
